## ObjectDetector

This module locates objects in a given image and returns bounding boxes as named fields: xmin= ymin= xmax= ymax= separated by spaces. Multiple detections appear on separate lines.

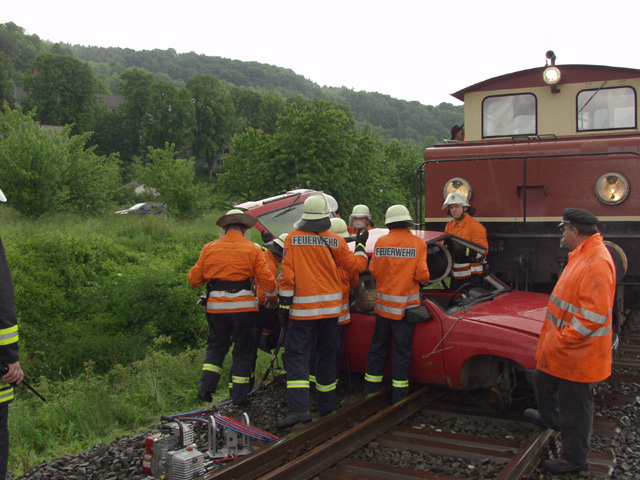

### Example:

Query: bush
xmin=2 ymin=211 xmax=218 ymax=379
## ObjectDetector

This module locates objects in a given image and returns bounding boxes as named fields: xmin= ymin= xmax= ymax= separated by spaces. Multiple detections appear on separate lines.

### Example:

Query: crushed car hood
xmin=458 ymin=290 xmax=549 ymax=336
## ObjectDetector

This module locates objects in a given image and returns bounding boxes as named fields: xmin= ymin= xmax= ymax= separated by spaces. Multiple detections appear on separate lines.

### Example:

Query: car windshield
xmin=257 ymin=204 xmax=306 ymax=238
xmin=129 ymin=203 xmax=147 ymax=210
xmin=422 ymin=275 xmax=511 ymax=314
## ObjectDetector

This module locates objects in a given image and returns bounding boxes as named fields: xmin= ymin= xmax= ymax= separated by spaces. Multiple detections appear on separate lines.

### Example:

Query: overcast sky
xmin=4 ymin=1 xmax=639 ymax=106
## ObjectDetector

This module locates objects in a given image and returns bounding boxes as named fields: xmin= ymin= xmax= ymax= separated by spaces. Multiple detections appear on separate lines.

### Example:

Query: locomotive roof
xmin=452 ymin=64 xmax=640 ymax=101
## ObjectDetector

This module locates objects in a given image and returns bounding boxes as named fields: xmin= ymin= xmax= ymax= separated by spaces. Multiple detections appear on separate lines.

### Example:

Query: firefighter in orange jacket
xmin=442 ymin=192 xmax=488 ymax=289
xmin=309 ymin=218 xmax=361 ymax=387
xmin=276 ymin=195 xmax=369 ymax=429
xmin=524 ymin=208 xmax=615 ymax=476
xmin=347 ymin=204 xmax=374 ymax=235
xmin=188 ymin=209 xmax=277 ymax=406
xmin=363 ymin=205 xmax=430 ymax=404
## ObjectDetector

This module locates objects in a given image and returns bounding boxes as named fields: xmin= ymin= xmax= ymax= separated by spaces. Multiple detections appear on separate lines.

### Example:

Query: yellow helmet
xmin=384 ymin=204 xmax=413 ymax=226
xmin=300 ymin=195 xmax=329 ymax=220
xmin=349 ymin=204 xmax=373 ymax=228
xmin=273 ymin=233 xmax=288 ymax=249
xmin=330 ymin=218 xmax=350 ymax=238
xmin=442 ymin=192 xmax=469 ymax=209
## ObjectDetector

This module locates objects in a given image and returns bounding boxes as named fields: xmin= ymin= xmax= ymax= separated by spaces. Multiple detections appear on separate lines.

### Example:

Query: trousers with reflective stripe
xmin=283 ymin=317 xmax=338 ymax=415
xmin=200 ymin=311 xmax=256 ymax=403
xmin=363 ymin=314 xmax=414 ymax=404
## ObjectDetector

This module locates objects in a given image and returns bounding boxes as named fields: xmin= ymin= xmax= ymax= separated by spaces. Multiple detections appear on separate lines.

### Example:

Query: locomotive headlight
xmin=595 ymin=173 xmax=629 ymax=204
xmin=543 ymin=66 xmax=561 ymax=85
xmin=443 ymin=177 xmax=472 ymax=200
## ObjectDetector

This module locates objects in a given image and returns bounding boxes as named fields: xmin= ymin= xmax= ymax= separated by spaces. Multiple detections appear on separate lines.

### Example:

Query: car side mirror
xmin=405 ymin=305 xmax=432 ymax=323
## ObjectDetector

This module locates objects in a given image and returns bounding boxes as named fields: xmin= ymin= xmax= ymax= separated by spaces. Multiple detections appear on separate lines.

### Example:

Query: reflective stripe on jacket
xmin=0 ymin=383 xmax=13 ymax=405
xmin=535 ymin=233 xmax=615 ymax=383
xmin=369 ymin=229 xmax=430 ymax=320
xmin=279 ymin=230 xmax=368 ymax=320
xmin=445 ymin=215 xmax=488 ymax=279
xmin=188 ymin=231 xmax=277 ymax=314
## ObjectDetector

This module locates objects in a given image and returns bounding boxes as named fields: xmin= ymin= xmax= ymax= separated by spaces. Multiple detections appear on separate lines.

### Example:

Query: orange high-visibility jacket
xmin=279 ymin=230 xmax=368 ymax=320
xmin=445 ymin=214 xmax=488 ymax=280
xmin=256 ymin=249 xmax=280 ymax=306
xmin=188 ymin=231 xmax=277 ymax=314
xmin=535 ymin=233 xmax=615 ymax=383
xmin=337 ymin=265 xmax=361 ymax=326
xmin=347 ymin=225 xmax=373 ymax=235
xmin=369 ymin=229 xmax=430 ymax=320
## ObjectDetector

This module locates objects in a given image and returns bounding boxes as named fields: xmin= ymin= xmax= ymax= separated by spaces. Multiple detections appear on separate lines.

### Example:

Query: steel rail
xmin=256 ymin=386 xmax=434 ymax=480
xmin=200 ymin=386 xmax=402 ymax=480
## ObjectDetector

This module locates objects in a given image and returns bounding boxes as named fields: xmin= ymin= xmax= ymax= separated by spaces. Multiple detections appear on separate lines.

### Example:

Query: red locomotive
xmin=420 ymin=52 xmax=640 ymax=332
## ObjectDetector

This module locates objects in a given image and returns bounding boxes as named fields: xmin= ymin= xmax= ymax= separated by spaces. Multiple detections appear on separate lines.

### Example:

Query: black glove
xmin=355 ymin=228 xmax=369 ymax=252
xmin=278 ymin=305 xmax=290 ymax=327
xmin=452 ymin=243 xmax=471 ymax=262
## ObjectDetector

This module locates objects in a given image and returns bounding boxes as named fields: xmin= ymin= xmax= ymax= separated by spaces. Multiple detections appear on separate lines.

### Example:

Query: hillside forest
xmin=0 ymin=21 xmax=463 ymax=476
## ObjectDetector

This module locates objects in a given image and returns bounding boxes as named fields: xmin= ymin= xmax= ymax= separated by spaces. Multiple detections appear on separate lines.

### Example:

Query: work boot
xmin=276 ymin=410 xmax=312 ymax=429
xmin=541 ymin=459 xmax=588 ymax=475
xmin=198 ymin=391 xmax=213 ymax=402
xmin=523 ymin=408 xmax=544 ymax=426
xmin=233 ymin=397 xmax=251 ymax=406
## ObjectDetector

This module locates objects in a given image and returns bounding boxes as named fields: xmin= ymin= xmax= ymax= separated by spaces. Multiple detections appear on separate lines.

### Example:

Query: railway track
xmin=198 ymin=386 xmax=558 ymax=480
xmin=197 ymin=324 xmax=640 ymax=480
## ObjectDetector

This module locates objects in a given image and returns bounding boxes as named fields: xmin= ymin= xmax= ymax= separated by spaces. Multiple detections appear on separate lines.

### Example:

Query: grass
xmin=0 ymin=207 xmax=277 ymax=476
xmin=8 ymin=339 xmax=283 ymax=476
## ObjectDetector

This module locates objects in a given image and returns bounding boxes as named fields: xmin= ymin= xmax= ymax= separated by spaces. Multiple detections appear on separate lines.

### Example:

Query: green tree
xmin=220 ymin=99 xmax=363 ymax=209
xmin=0 ymin=52 xmax=12 ymax=106
xmin=0 ymin=105 xmax=121 ymax=216
xmin=0 ymin=22 xmax=45 ymax=73
xmin=24 ymin=53 xmax=98 ymax=133
xmin=144 ymin=81 xmax=194 ymax=153
xmin=186 ymin=74 xmax=235 ymax=178
xmin=134 ymin=143 xmax=209 ymax=218
xmin=231 ymin=87 xmax=285 ymax=135
xmin=383 ymin=140 xmax=422 ymax=207
xmin=117 ymin=67 xmax=154 ymax=161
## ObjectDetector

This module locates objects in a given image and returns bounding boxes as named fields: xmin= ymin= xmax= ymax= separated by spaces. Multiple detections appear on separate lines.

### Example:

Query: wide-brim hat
xmin=293 ymin=217 xmax=331 ymax=232
xmin=216 ymin=209 xmax=257 ymax=228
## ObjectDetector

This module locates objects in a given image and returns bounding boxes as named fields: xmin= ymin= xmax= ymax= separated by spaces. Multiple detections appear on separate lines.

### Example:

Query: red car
xmin=237 ymin=191 xmax=549 ymax=406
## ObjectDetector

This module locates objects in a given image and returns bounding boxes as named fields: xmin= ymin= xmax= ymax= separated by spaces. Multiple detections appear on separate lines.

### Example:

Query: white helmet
xmin=442 ymin=192 xmax=469 ymax=210
xmin=349 ymin=204 xmax=372 ymax=227
xmin=273 ymin=233 xmax=288 ymax=249
xmin=330 ymin=218 xmax=350 ymax=238
xmin=351 ymin=204 xmax=370 ymax=217
xmin=385 ymin=204 xmax=413 ymax=226
xmin=300 ymin=195 xmax=330 ymax=220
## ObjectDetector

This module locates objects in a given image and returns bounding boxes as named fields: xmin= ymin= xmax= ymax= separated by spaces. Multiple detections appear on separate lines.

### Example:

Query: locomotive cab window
xmin=482 ymin=93 xmax=537 ymax=138
xmin=577 ymin=86 xmax=637 ymax=131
